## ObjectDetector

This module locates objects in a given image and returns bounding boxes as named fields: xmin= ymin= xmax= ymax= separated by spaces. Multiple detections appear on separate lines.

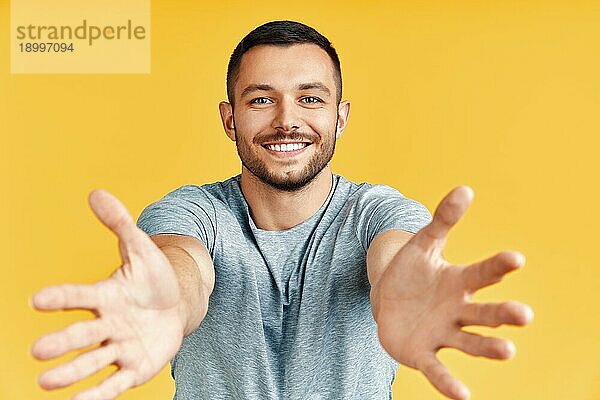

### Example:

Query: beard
xmin=234 ymin=123 xmax=337 ymax=192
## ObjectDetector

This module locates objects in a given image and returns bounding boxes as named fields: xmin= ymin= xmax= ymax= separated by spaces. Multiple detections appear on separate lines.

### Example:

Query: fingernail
xmin=457 ymin=386 xmax=471 ymax=400
xmin=35 ymin=291 xmax=56 ymax=308
xmin=524 ymin=305 xmax=535 ymax=323
xmin=31 ymin=293 xmax=42 ymax=308
xmin=506 ymin=341 xmax=517 ymax=358
xmin=515 ymin=253 xmax=526 ymax=267
xmin=32 ymin=293 xmax=45 ymax=308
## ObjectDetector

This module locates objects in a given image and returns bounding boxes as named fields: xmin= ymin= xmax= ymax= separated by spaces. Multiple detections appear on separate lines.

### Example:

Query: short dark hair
xmin=226 ymin=20 xmax=342 ymax=106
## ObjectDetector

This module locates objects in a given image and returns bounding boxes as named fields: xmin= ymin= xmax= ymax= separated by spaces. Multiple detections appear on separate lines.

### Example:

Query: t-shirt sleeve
xmin=354 ymin=184 xmax=432 ymax=252
xmin=136 ymin=186 xmax=217 ymax=254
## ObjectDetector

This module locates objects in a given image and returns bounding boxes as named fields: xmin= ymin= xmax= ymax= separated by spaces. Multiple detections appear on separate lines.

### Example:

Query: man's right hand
xmin=31 ymin=189 xmax=186 ymax=400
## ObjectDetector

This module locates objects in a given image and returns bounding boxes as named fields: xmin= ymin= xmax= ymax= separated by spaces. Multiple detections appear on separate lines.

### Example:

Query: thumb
xmin=88 ymin=189 xmax=141 ymax=245
xmin=414 ymin=185 xmax=474 ymax=250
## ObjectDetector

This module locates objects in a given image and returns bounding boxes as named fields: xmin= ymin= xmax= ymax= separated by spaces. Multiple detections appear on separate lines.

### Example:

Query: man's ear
xmin=335 ymin=100 xmax=351 ymax=140
xmin=219 ymin=101 xmax=236 ymax=141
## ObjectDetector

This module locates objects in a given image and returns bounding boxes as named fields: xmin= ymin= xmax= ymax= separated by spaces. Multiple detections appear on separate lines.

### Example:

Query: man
xmin=31 ymin=21 xmax=533 ymax=400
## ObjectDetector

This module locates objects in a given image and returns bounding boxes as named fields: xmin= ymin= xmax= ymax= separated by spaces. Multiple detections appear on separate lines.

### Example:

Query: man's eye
xmin=251 ymin=97 xmax=272 ymax=105
xmin=300 ymin=96 xmax=323 ymax=104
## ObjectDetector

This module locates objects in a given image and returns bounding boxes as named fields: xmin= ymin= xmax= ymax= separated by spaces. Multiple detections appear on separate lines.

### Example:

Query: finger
xmin=462 ymin=251 xmax=525 ymax=292
xmin=32 ymin=319 xmax=111 ymax=360
xmin=38 ymin=344 xmax=117 ymax=390
xmin=71 ymin=369 xmax=136 ymax=400
xmin=88 ymin=189 xmax=148 ymax=248
xmin=459 ymin=301 xmax=534 ymax=328
xmin=414 ymin=186 xmax=474 ymax=250
xmin=447 ymin=330 xmax=516 ymax=360
xmin=32 ymin=283 xmax=102 ymax=311
xmin=416 ymin=353 xmax=471 ymax=400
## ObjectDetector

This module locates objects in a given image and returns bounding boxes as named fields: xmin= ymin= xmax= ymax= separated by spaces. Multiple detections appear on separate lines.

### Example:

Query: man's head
xmin=226 ymin=21 xmax=343 ymax=108
xmin=219 ymin=21 xmax=350 ymax=192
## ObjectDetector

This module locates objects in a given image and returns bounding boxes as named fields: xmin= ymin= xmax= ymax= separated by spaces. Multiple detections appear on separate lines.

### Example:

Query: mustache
xmin=254 ymin=131 xmax=318 ymax=144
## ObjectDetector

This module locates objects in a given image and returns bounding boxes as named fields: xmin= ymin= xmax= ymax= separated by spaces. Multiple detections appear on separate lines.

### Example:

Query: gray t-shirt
xmin=136 ymin=173 xmax=432 ymax=400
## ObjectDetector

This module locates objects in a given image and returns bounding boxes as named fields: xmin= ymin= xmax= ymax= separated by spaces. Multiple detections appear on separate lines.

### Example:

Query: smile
xmin=262 ymin=142 xmax=310 ymax=152
xmin=261 ymin=141 xmax=312 ymax=158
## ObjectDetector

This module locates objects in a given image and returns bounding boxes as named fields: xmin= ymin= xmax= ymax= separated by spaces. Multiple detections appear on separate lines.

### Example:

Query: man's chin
xmin=253 ymin=167 xmax=326 ymax=192
xmin=263 ymin=174 xmax=313 ymax=192
xmin=240 ymin=152 xmax=331 ymax=192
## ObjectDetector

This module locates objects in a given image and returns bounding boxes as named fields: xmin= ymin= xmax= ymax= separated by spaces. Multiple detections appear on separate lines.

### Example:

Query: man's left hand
xmin=371 ymin=186 xmax=534 ymax=400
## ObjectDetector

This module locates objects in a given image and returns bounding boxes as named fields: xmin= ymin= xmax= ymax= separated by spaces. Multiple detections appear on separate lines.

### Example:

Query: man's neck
xmin=240 ymin=166 xmax=333 ymax=231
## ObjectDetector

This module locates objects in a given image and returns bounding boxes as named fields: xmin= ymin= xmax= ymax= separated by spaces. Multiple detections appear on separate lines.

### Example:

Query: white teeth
xmin=265 ymin=142 xmax=308 ymax=152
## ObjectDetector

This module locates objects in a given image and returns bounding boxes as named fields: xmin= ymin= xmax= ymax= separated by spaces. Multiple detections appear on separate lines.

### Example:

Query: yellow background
xmin=1 ymin=1 xmax=599 ymax=399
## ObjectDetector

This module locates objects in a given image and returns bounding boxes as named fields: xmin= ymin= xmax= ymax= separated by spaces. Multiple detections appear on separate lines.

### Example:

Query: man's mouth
xmin=261 ymin=142 xmax=311 ymax=152
xmin=260 ymin=141 xmax=313 ymax=158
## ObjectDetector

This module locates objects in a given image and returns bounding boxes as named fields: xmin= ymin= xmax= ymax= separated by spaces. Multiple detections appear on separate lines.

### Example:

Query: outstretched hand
xmin=372 ymin=186 xmax=534 ymax=400
xmin=31 ymin=190 xmax=184 ymax=400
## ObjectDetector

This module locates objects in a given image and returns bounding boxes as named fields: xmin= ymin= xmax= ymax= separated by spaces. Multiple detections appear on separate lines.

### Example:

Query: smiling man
xmin=31 ymin=21 xmax=533 ymax=400
xmin=224 ymin=42 xmax=340 ymax=196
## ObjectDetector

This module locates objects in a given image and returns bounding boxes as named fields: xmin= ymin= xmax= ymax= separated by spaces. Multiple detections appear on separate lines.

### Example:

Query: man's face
xmin=223 ymin=43 xmax=347 ymax=192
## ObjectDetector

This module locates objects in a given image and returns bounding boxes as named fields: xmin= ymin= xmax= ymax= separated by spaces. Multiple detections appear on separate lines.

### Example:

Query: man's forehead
xmin=236 ymin=43 xmax=336 ymax=92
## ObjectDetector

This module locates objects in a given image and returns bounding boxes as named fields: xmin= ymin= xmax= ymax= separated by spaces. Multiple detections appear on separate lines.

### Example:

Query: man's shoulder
xmin=334 ymin=174 xmax=407 ymax=202
xmin=334 ymin=174 xmax=430 ymax=219
xmin=333 ymin=175 xmax=432 ymax=241
xmin=161 ymin=175 xmax=240 ymax=202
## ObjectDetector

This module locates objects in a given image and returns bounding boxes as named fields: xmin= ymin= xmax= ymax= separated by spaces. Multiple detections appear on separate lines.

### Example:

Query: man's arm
xmin=152 ymin=234 xmax=215 ymax=336
xmin=366 ymin=229 xmax=413 ymax=320
xmin=31 ymin=190 xmax=215 ymax=399
xmin=365 ymin=186 xmax=533 ymax=400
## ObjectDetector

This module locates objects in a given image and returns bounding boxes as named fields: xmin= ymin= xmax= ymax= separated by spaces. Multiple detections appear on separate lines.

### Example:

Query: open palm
xmin=372 ymin=186 xmax=534 ymax=400
xmin=31 ymin=190 xmax=184 ymax=400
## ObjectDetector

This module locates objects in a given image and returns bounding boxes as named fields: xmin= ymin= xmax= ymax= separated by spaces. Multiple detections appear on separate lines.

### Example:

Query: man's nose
xmin=272 ymin=97 xmax=301 ymax=132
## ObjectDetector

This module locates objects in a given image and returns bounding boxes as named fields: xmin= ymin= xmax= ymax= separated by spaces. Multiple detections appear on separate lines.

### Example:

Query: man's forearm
xmin=160 ymin=245 xmax=212 ymax=336
xmin=367 ymin=229 xmax=415 ymax=324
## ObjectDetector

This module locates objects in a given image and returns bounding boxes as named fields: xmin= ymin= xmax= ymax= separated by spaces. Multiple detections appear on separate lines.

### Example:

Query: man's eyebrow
xmin=240 ymin=84 xmax=275 ymax=99
xmin=240 ymin=82 xmax=332 ymax=98
xmin=297 ymin=82 xmax=331 ymax=96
